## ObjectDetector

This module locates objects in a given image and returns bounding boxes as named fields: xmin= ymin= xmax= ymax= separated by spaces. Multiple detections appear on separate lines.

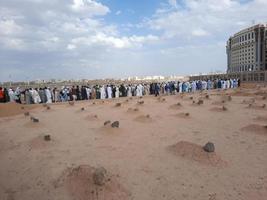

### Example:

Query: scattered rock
xmin=197 ymin=100 xmax=204 ymax=105
xmin=81 ymin=107 xmax=85 ymax=111
xmin=21 ymin=106 xmax=25 ymax=110
xmin=69 ymin=101 xmax=74 ymax=106
xmin=46 ymin=106 xmax=51 ymax=110
xmin=228 ymin=96 xmax=232 ymax=101
xmin=205 ymin=95 xmax=209 ymax=99
xmin=185 ymin=113 xmax=190 ymax=116
xmin=31 ymin=117 xmax=39 ymax=123
xmin=190 ymin=96 xmax=193 ymax=100
xmin=111 ymin=121 xmax=119 ymax=128
xmin=115 ymin=103 xmax=122 ymax=107
xmin=262 ymin=104 xmax=266 ymax=108
xmin=44 ymin=135 xmax=51 ymax=141
xmin=221 ymin=100 xmax=225 ymax=103
xmin=93 ymin=167 xmax=107 ymax=186
xmin=138 ymin=100 xmax=144 ymax=105
xmin=43 ymin=104 xmax=48 ymax=107
xmin=104 ymin=120 xmax=111 ymax=126
xmin=24 ymin=112 xmax=30 ymax=116
xmin=222 ymin=106 xmax=227 ymax=111
xmin=146 ymin=114 xmax=150 ymax=118
xmin=203 ymin=142 xmax=215 ymax=153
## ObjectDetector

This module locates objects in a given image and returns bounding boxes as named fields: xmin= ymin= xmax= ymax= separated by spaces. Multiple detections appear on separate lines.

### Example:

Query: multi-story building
xmin=226 ymin=24 xmax=267 ymax=73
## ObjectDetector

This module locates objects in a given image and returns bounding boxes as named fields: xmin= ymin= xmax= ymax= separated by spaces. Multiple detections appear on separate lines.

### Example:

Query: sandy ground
xmin=0 ymin=87 xmax=267 ymax=200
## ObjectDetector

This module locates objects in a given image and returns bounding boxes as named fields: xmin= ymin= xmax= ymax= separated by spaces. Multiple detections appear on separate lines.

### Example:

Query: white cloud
xmin=148 ymin=0 xmax=267 ymax=40
xmin=115 ymin=10 xmax=121 ymax=15
xmin=67 ymin=44 xmax=76 ymax=50
xmin=0 ymin=0 xmax=267 ymax=81
xmin=192 ymin=28 xmax=210 ymax=37
xmin=0 ymin=19 xmax=22 ymax=35
xmin=168 ymin=0 xmax=177 ymax=8
xmin=70 ymin=33 xmax=158 ymax=49
xmin=71 ymin=0 xmax=110 ymax=16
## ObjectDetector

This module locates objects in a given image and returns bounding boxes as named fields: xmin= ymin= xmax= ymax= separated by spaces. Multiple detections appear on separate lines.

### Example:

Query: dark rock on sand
xmin=203 ymin=142 xmax=215 ymax=153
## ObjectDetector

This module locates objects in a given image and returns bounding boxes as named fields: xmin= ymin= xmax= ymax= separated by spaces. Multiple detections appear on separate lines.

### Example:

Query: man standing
xmin=107 ymin=85 xmax=112 ymax=99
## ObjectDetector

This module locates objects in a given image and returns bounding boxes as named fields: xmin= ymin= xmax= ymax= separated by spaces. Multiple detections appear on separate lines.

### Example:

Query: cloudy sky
xmin=0 ymin=0 xmax=267 ymax=81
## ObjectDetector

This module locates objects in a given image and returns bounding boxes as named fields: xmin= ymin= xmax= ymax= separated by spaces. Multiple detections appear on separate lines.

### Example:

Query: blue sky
xmin=0 ymin=0 xmax=267 ymax=81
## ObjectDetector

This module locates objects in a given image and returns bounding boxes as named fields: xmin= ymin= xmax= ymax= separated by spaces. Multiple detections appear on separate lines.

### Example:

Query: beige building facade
xmin=226 ymin=24 xmax=267 ymax=73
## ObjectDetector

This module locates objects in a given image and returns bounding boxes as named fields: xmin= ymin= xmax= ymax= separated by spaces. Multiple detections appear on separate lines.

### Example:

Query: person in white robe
xmin=115 ymin=87 xmax=119 ymax=98
xmin=127 ymin=86 xmax=132 ymax=97
xmin=136 ymin=84 xmax=142 ymax=96
xmin=45 ymin=88 xmax=52 ymax=103
xmin=192 ymin=81 xmax=197 ymax=92
xmin=107 ymin=85 xmax=112 ymax=99
xmin=32 ymin=89 xmax=41 ymax=104
xmin=100 ymin=86 xmax=106 ymax=99
xmin=86 ymin=87 xmax=91 ymax=99
xmin=8 ymin=89 xmax=15 ymax=102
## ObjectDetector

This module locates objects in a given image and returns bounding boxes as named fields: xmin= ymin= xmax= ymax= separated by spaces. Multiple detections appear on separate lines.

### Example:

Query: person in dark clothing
xmin=155 ymin=83 xmax=160 ymax=97
xmin=3 ymin=88 xmax=9 ymax=102
xmin=112 ymin=85 xmax=116 ymax=98
xmin=119 ymin=84 xmax=126 ymax=97
xmin=76 ymin=86 xmax=81 ymax=100
xmin=81 ymin=86 xmax=87 ymax=100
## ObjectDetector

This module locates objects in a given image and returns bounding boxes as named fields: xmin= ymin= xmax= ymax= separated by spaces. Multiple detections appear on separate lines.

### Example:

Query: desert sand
xmin=0 ymin=86 xmax=267 ymax=200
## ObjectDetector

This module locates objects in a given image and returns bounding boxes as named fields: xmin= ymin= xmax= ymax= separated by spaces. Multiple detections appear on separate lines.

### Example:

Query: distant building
xmin=226 ymin=23 xmax=267 ymax=73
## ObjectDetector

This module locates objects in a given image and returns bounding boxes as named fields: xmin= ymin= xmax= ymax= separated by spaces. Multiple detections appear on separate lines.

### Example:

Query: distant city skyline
xmin=1 ymin=0 xmax=267 ymax=81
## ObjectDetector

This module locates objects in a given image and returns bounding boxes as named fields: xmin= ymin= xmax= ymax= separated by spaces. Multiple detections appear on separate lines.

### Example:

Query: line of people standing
xmin=0 ymin=79 xmax=240 ymax=104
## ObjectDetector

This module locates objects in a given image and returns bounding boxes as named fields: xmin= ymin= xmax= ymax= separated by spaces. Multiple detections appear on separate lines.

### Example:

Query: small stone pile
xmin=24 ymin=112 xmax=30 ymax=116
xmin=138 ymin=101 xmax=144 ymax=105
xmin=197 ymin=100 xmax=204 ymax=105
xmin=111 ymin=121 xmax=120 ymax=128
xmin=203 ymin=142 xmax=215 ymax=153
xmin=103 ymin=120 xmax=119 ymax=128
xmin=44 ymin=135 xmax=51 ymax=141
xmin=104 ymin=120 xmax=111 ymax=126
xmin=93 ymin=167 xmax=107 ymax=186
xmin=115 ymin=103 xmax=122 ymax=107
xmin=30 ymin=116 xmax=39 ymax=123
xmin=222 ymin=106 xmax=227 ymax=111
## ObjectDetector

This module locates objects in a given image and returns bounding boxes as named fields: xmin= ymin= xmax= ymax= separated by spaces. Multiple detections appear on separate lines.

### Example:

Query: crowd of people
xmin=0 ymin=79 xmax=240 ymax=104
